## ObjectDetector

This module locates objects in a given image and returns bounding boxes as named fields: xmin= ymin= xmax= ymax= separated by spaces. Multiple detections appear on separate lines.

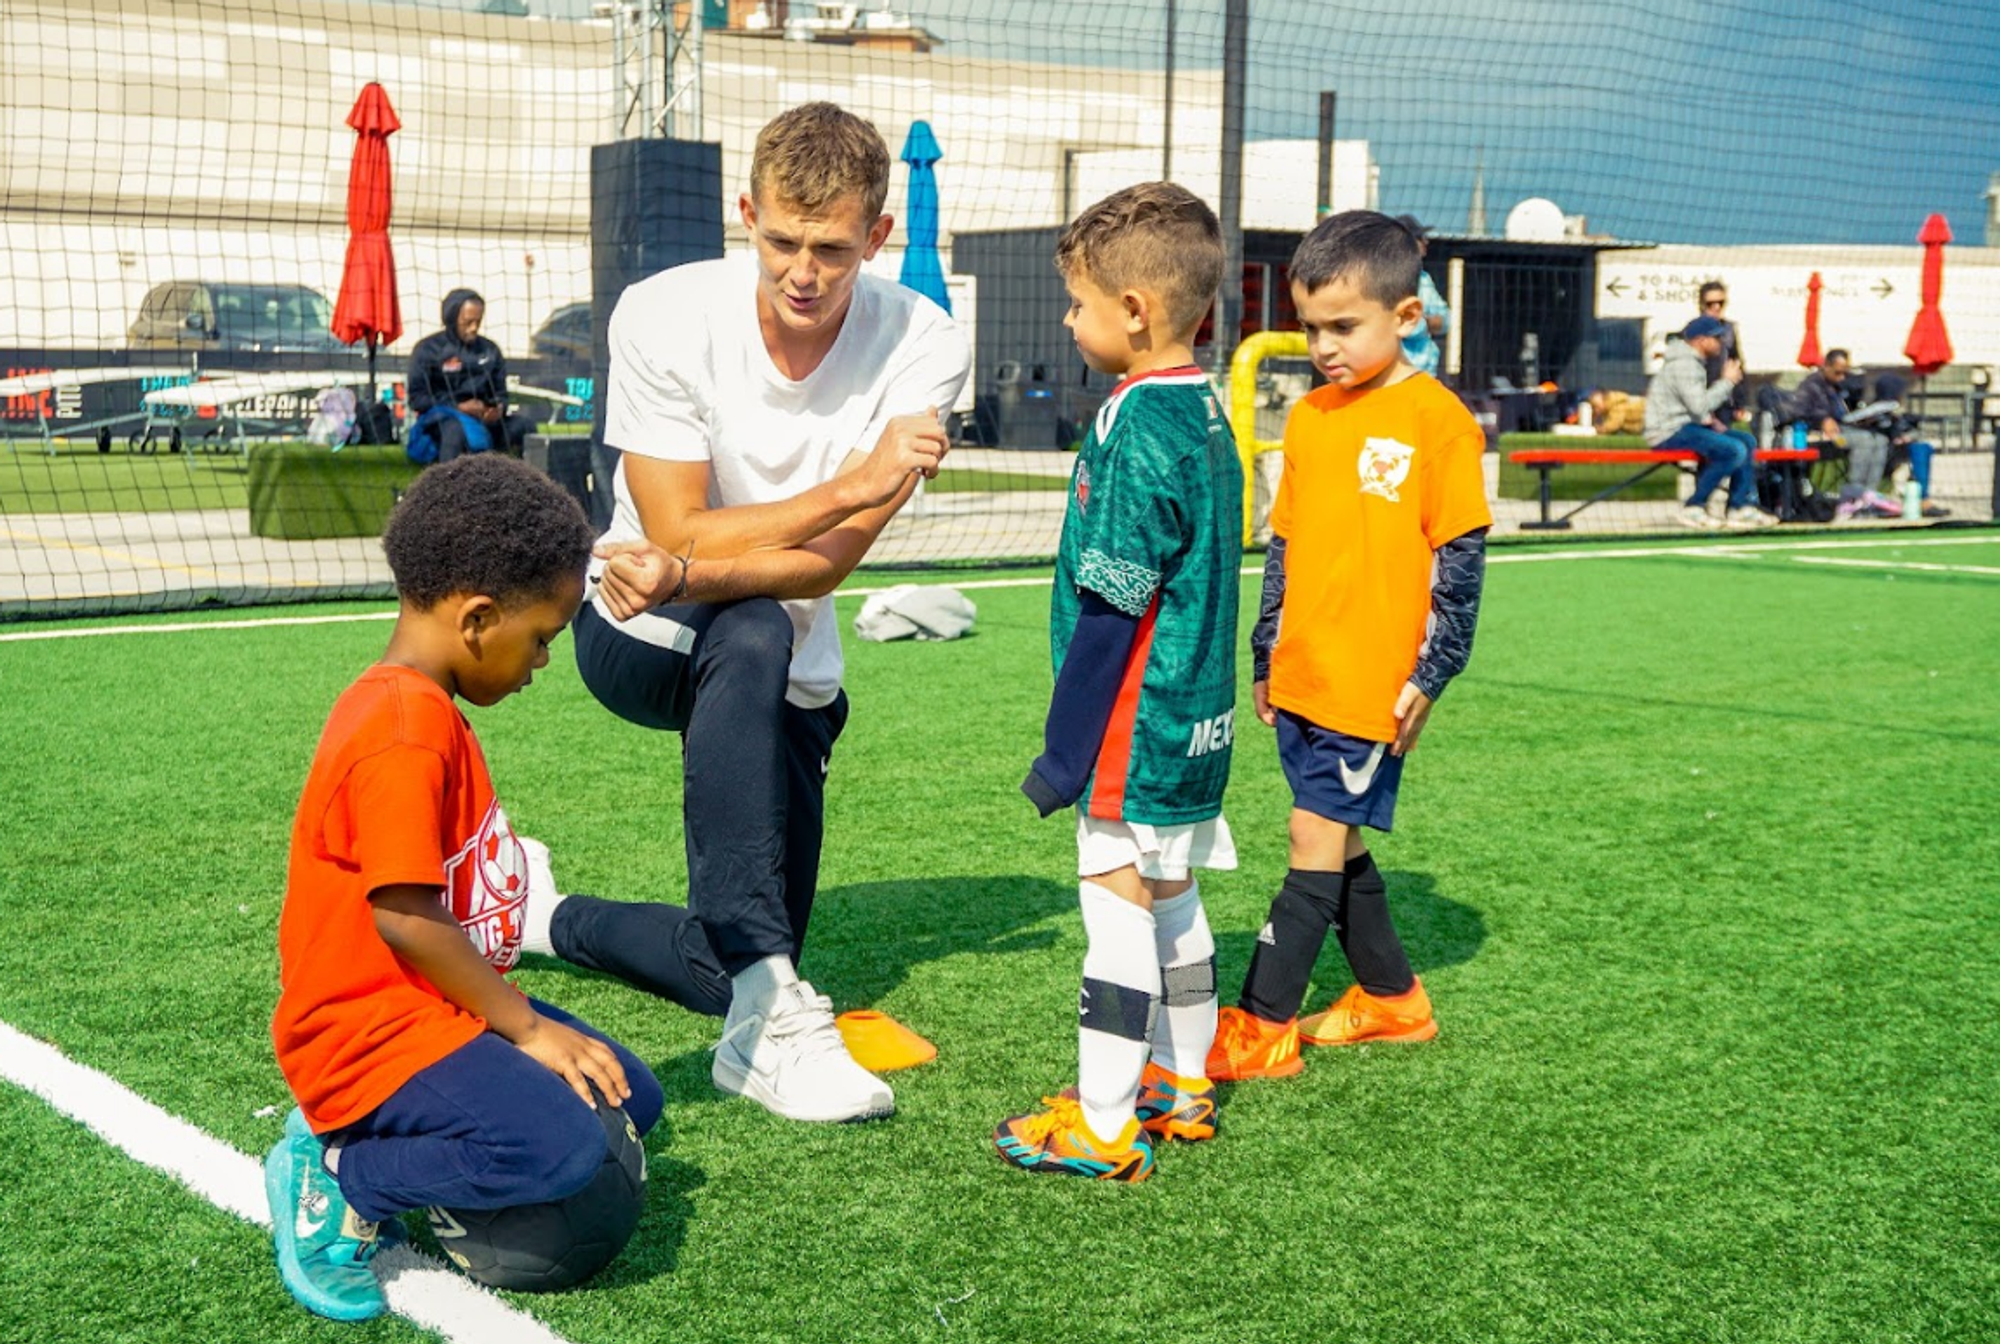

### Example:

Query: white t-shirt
xmin=598 ymin=254 xmax=970 ymax=708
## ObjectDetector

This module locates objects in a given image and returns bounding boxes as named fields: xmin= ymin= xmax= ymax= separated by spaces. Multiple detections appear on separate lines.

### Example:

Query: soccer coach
xmin=526 ymin=102 xmax=969 ymax=1126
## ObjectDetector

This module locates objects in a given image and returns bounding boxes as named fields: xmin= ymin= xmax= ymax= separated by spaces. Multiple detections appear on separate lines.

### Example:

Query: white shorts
xmin=1076 ymin=812 xmax=1238 ymax=882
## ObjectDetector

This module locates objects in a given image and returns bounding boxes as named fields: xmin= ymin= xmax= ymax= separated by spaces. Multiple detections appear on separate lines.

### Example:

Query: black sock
xmin=1337 ymin=853 xmax=1414 ymax=997
xmin=1239 ymin=869 xmax=1346 ymax=1023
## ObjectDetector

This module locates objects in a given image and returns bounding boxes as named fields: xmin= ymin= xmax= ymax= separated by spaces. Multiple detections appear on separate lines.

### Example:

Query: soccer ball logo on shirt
xmin=1075 ymin=458 xmax=1091 ymax=512
xmin=443 ymin=799 xmax=529 ymax=971
xmin=1357 ymin=436 xmax=1415 ymax=502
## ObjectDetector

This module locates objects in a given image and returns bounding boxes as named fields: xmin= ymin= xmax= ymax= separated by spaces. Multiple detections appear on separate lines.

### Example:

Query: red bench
xmin=1507 ymin=447 xmax=1820 ymax=529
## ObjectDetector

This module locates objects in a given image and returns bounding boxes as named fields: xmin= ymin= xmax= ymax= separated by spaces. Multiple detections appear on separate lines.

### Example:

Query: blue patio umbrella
xmin=897 ymin=121 xmax=951 ymax=313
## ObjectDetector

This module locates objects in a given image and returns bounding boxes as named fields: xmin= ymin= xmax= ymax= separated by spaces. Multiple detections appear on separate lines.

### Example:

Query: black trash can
xmin=992 ymin=361 xmax=1060 ymax=450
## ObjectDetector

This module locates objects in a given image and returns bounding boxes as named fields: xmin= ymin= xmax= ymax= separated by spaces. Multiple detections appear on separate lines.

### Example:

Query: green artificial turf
xmin=2 ymin=535 xmax=1997 ymax=1342
xmin=927 ymin=465 xmax=1072 ymax=492
xmin=0 ymin=445 xmax=251 ymax=514
xmin=0 ymin=445 xmax=1071 ymax=517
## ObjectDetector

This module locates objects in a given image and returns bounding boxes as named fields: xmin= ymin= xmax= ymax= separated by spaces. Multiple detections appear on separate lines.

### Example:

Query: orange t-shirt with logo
xmin=272 ymin=664 xmax=532 ymax=1134
xmin=1268 ymin=374 xmax=1492 ymax=742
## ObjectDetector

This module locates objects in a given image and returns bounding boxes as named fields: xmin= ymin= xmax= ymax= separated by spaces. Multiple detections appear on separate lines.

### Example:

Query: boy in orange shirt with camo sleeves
xmin=265 ymin=455 xmax=662 ymax=1322
xmin=1209 ymin=211 xmax=1493 ymax=1081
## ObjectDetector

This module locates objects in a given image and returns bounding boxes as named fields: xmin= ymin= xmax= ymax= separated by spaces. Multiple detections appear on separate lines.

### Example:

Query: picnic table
xmin=1508 ymin=444 xmax=1821 ymax=529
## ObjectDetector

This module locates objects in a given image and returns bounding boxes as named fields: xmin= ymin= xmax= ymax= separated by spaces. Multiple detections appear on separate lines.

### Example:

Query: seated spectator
xmin=1588 ymin=388 xmax=1646 ymax=435
xmin=1643 ymin=316 xmax=1776 ymax=529
xmin=1792 ymin=349 xmax=1898 ymax=519
xmin=405 ymin=289 xmax=538 ymax=464
xmin=1850 ymin=372 xmax=1950 ymax=517
xmin=1695 ymin=281 xmax=1750 ymax=425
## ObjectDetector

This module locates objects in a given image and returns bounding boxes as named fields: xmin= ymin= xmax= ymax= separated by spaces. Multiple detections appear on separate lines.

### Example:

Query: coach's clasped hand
xmin=593 ymin=538 xmax=688 ymax=620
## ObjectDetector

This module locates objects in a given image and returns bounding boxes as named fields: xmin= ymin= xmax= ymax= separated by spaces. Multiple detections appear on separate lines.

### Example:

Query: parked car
xmin=530 ymin=302 xmax=592 ymax=362
xmin=129 ymin=281 xmax=344 ymax=353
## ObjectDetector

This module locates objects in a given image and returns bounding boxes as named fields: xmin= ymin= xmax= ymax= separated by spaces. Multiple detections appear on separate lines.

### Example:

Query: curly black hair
xmin=382 ymin=454 xmax=596 ymax=609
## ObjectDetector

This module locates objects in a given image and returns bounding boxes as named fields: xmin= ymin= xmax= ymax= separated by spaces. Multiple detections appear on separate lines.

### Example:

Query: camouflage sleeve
xmin=1410 ymin=528 xmax=1487 ymax=701
xmin=1250 ymin=536 xmax=1285 ymax=682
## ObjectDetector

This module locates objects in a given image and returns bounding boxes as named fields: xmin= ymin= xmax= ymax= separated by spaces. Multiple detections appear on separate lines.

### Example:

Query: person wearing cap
xmin=1394 ymin=216 xmax=1451 ymax=378
xmin=1643 ymin=315 xmax=1776 ymax=529
xmin=1694 ymin=281 xmax=1749 ymax=425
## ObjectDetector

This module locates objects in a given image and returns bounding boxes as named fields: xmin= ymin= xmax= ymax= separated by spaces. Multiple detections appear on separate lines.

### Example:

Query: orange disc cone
xmin=835 ymin=1010 xmax=938 ymax=1072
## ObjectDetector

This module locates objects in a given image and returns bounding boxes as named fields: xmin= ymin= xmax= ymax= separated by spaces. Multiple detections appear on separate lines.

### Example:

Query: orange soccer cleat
xmin=992 ymin=1096 xmax=1156 ymax=1182
xmin=1299 ymin=978 xmax=1438 ymax=1047
xmin=1205 ymin=1006 xmax=1304 ymax=1081
xmin=1134 ymin=1062 xmax=1218 ymax=1142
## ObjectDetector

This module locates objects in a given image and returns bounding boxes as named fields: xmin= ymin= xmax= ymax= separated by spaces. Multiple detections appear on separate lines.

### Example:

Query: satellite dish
xmin=1505 ymin=197 xmax=1566 ymax=241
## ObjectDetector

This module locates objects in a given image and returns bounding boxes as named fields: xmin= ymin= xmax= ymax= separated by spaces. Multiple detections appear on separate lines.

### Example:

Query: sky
xmin=411 ymin=0 xmax=2000 ymax=246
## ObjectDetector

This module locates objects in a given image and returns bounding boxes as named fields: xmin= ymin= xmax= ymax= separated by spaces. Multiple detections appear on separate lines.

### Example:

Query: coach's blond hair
xmin=750 ymin=102 xmax=891 ymax=218
xmin=1055 ymin=182 xmax=1224 ymax=337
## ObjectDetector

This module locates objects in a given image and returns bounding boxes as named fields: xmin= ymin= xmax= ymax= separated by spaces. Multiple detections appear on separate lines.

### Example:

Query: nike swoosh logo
xmin=1337 ymin=743 xmax=1386 ymax=796
xmin=295 ymin=1165 xmax=326 ymax=1239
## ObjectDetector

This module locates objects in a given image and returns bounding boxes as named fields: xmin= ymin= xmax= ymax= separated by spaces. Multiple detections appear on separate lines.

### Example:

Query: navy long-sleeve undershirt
xmin=1021 ymin=591 xmax=1141 ymax=817
xmin=1249 ymin=528 xmax=1487 ymax=701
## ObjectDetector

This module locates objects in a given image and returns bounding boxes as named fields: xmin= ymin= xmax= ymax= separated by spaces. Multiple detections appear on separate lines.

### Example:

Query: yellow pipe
xmin=1227 ymin=331 xmax=1308 ymax=546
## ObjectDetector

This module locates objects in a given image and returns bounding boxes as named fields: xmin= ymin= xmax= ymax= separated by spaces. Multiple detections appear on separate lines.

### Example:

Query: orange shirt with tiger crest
xmin=1268 ymin=374 xmax=1492 ymax=742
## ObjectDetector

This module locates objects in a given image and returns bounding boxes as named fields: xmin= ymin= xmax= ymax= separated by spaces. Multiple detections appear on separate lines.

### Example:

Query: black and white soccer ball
xmin=426 ymin=1094 xmax=647 ymax=1293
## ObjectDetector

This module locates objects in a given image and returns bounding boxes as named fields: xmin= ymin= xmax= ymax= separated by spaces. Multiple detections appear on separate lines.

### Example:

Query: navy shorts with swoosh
xmin=1275 ymin=709 xmax=1405 ymax=833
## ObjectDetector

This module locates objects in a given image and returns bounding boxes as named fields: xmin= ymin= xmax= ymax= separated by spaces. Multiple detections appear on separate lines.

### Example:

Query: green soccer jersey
xmin=1051 ymin=367 xmax=1244 ymax=825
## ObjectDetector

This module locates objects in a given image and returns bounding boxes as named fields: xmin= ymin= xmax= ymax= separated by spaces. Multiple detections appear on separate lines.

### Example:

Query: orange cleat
xmin=1134 ymin=1062 xmax=1218 ymax=1142
xmin=992 ymin=1096 xmax=1155 ymax=1182
xmin=1205 ymin=1006 xmax=1304 ymax=1081
xmin=1299 ymin=978 xmax=1438 ymax=1047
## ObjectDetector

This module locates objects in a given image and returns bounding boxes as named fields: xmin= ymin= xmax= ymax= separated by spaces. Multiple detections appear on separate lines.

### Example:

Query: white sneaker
xmin=1677 ymin=505 xmax=1723 ymax=530
xmin=517 ymin=836 xmax=564 ymax=957
xmin=1723 ymin=505 xmax=1779 ymax=529
xmin=712 ymin=981 xmax=895 ymax=1122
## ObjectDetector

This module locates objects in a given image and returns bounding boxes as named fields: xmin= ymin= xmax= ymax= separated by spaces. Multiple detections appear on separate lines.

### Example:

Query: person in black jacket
xmin=405 ymin=289 xmax=537 ymax=462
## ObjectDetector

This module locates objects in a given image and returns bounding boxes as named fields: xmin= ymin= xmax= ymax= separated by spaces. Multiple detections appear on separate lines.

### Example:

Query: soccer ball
xmin=425 ymin=1093 xmax=647 ymax=1292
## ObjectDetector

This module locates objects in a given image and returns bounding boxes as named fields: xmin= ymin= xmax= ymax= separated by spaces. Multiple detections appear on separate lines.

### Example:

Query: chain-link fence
xmin=3 ymin=0 xmax=1994 ymax=615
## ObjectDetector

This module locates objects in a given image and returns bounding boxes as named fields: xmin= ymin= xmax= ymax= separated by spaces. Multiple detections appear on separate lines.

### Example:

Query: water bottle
xmin=1791 ymin=421 xmax=1807 ymax=450
xmin=1902 ymin=477 xmax=1923 ymax=520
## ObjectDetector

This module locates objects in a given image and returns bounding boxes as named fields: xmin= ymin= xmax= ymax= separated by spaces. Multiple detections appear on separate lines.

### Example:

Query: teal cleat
xmin=1133 ymin=1063 xmax=1218 ymax=1143
xmin=264 ymin=1108 xmax=392 ymax=1322
xmin=992 ymin=1095 xmax=1154 ymax=1182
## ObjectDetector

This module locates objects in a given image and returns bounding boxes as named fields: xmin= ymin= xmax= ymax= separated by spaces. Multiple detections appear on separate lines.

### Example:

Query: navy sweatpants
xmin=557 ymin=598 xmax=848 ymax=1017
xmin=329 ymin=998 xmax=662 ymax=1223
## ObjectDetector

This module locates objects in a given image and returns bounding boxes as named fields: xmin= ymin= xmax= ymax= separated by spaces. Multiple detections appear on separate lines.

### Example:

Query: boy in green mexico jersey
xmin=993 ymin=182 xmax=1244 ymax=1183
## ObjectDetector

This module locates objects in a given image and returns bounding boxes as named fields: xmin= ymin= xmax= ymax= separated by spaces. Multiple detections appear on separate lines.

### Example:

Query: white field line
xmin=0 ymin=1019 xmax=574 ymax=1344
xmin=1788 ymin=555 xmax=2000 ymax=576
xmin=3 ymin=531 xmax=1996 ymax=644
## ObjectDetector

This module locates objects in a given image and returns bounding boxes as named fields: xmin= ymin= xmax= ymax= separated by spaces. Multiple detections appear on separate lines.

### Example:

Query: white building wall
xmin=0 ymin=0 xmax=1225 ymax=354
xmin=1072 ymin=140 xmax=1378 ymax=228
xmin=1597 ymin=244 xmax=2000 ymax=377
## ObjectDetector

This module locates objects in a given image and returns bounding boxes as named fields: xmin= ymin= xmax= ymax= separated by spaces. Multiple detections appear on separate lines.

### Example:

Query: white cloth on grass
xmin=851 ymin=584 xmax=976 ymax=642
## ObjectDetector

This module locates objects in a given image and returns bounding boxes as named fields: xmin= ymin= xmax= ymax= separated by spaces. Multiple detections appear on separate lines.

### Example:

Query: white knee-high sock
xmin=1076 ymin=881 xmax=1160 ymax=1145
xmin=1150 ymin=883 xmax=1218 ymax=1079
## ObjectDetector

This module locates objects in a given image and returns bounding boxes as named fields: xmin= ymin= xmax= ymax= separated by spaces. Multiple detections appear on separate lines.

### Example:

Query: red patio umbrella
xmin=1796 ymin=271 xmax=1823 ymax=368
xmin=1903 ymin=213 xmax=1954 ymax=376
xmin=331 ymin=83 xmax=403 ymax=401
